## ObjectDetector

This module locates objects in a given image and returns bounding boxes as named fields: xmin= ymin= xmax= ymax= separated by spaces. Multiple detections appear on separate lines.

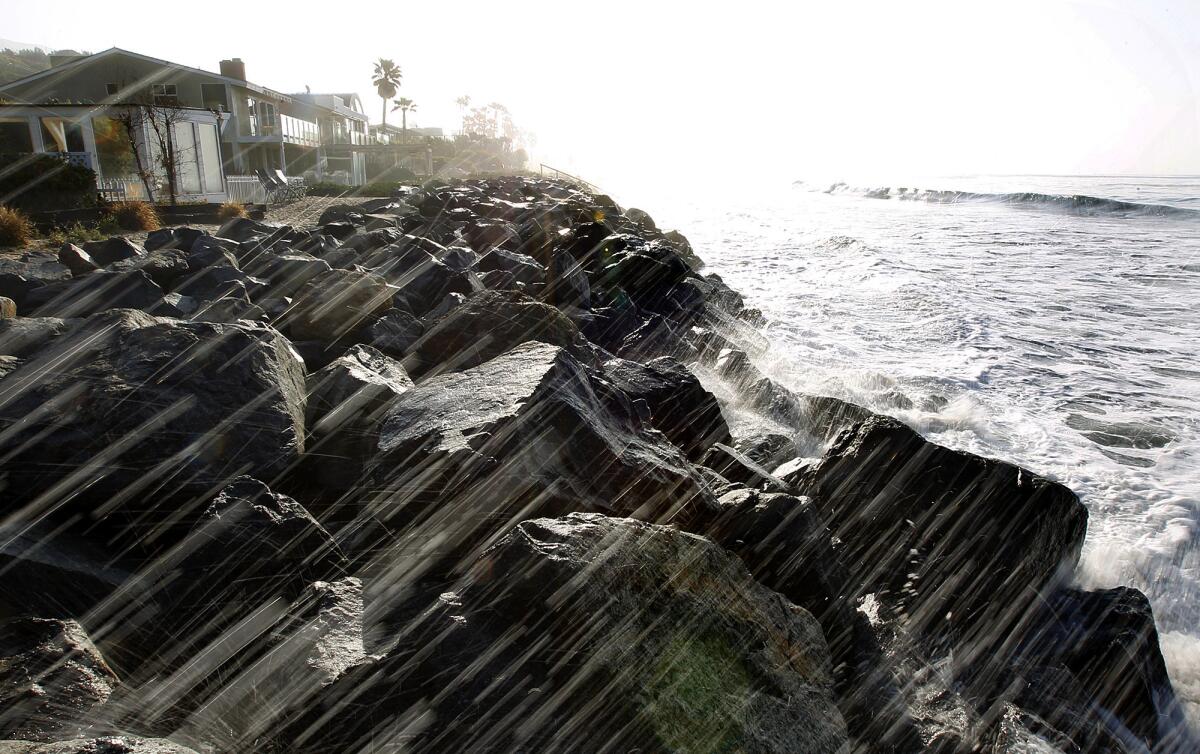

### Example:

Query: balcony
xmin=321 ymin=129 xmax=369 ymax=146
xmin=235 ymin=113 xmax=320 ymax=147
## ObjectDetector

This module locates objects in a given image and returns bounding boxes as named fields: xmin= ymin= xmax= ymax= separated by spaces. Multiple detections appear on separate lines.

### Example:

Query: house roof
xmin=0 ymin=47 xmax=295 ymax=102
xmin=289 ymin=91 xmax=369 ymax=122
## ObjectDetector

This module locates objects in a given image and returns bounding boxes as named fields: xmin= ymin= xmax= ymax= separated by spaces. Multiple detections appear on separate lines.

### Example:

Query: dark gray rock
xmin=144 ymin=226 xmax=205 ymax=252
xmin=602 ymin=356 xmax=731 ymax=459
xmin=0 ymin=618 xmax=118 ymax=742
xmin=477 ymin=247 xmax=545 ymax=287
xmin=404 ymin=289 xmax=591 ymax=378
xmin=244 ymin=252 xmax=332 ymax=298
xmin=279 ymin=513 xmax=848 ymax=753
xmin=108 ymin=249 xmax=190 ymax=290
xmin=793 ymin=416 xmax=1088 ymax=654
xmin=0 ymin=738 xmax=199 ymax=754
xmin=0 ymin=310 xmax=307 ymax=527
xmin=57 ymin=244 xmax=99 ymax=276
xmin=361 ymin=341 xmax=715 ymax=565
xmin=304 ymin=345 xmax=413 ymax=487
xmin=26 ymin=270 xmax=165 ymax=318
xmin=285 ymin=269 xmax=393 ymax=343
xmin=362 ymin=307 xmax=424 ymax=359
xmin=80 ymin=237 xmax=144 ymax=266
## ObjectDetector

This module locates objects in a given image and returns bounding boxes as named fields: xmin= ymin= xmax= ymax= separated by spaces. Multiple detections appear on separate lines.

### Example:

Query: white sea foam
xmin=649 ymin=175 xmax=1200 ymax=726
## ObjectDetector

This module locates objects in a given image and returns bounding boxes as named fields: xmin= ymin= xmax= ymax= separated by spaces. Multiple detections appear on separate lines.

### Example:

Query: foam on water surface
xmin=649 ymin=175 xmax=1200 ymax=728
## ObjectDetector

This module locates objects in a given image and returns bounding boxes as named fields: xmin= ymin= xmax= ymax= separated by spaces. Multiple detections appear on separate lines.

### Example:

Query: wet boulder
xmin=0 ymin=738 xmax=200 ymax=754
xmin=243 ymin=252 xmax=332 ymax=298
xmin=80 ymin=237 xmax=144 ymax=267
xmin=25 ymin=270 xmax=165 ymax=318
xmin=0 ymin=618 xmax=118 ymax=742
xmin=362 ymin=307 xmax=424 ymax=359
xmin=285 ymin=268 xmax=393 ymax=343
xmin=172 ymin=577 xmax=366 ymax=752
xmin=0 ymin=297 xmax=15 ymax=319
xmin=792 ymin=416 xmax=1088 ymax=652
xmin=698 ymin=442 xmax=791 ymax=492
xmin=0 ymin=310 xmax=308 ymax=527
xmin=304 ymin=345 xmax=413 ymax=487
xmin=361 ymin=341 xmax=715 ymax=565
xmin=279 ymin=513 xmax=849 ymax=753
xmin=404 ymin=289 xmax=591 ymax=378
xmin=144 ymin=225 xmax=205 ymax=252
xmin=477 ymin=247 xmax=545 ymax=287
xmin=602 ymin=356 xmax=731 ymax=459
xmin=107 ymin=249 xmax=190 ymax=290
xmin=696 ymin=489 xmax=921 ymax=753
xmin=545 ymin=249 xmax=591 ymax=312
xmin=56 ymin=244 xmax=99 ymax=276
xmin=0 ymin=523 xmax=128 ymax=621
xmin=989 ymin=587 xmax=1194 ymax=753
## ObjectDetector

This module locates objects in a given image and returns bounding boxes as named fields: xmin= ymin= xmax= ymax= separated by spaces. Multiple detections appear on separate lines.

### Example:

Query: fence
xmin=97 ymin=176 xmax=149 ymax=202
xmin=538 ymin=163 xmax=599 ymax=192
xmin=225 ymin=175 xmax=270 ymax=204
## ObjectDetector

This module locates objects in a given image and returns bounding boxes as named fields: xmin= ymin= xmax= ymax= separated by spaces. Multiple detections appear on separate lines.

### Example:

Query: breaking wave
xmin=823 ymin=181 xmax=1198 ymax=217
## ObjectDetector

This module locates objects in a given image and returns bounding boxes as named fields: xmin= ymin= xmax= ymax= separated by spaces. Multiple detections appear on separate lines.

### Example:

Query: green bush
xmin=0 ymin=153 xmax=97 ymax=211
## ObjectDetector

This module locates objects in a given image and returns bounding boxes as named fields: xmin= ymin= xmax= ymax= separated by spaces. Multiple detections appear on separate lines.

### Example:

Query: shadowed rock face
xmin=404 ymin=289 xmax=591 ymax=378
xmin=793 ymin=415 xmax=1088 ymax=656
xmin=358 ymin=341 xmax=716 ymax=571
xmin=602 ymin=356 xmax=732 ymax=460
xmin=0 ymin=309 xmax=307 ymax=550
xmin=0 ymin=618 xmax=118 ymax=742
xmin=0 ymin=738 xmax=200 ymax=754
xmin=279 ymin=513 xmax=850 ymax=754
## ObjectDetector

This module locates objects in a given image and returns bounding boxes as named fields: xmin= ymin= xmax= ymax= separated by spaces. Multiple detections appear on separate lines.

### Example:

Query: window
xmin=105 ymin=83 xmax=119 ymax=96
xmin=257 ymin=101 xmax=277 ymax=129
xmin=197 ymin=122 xmax=222 ymax=193
xmin=201 ymin=83 xmax=228 ymax=112
xmin=0 ymin=118 xmax=33 ymax=153
xmin=172 ymin=121 xmax=202 ymax=194
xmin=39 ymin=117 xmax=86 ymax=153
xmin=151 ymin=84 xmax=177 ymax=96
xmin=91 ymin=116 xmax=136 ymax=178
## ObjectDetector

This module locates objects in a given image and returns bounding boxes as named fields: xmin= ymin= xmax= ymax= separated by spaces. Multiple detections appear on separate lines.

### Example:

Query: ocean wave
xmin=823 ymin=181 xmax=1198 ymax=217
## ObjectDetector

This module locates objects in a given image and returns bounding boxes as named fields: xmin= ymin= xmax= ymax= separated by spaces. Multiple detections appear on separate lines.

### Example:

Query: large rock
xmin=279 ymin=513 xmax=849 ymax=753
xmin=989 ymin=587 xmax=1194 ymax=753
xmin=405 ymin=289 xmax=592 ymax=377
xmin=285 ymin=268 xmax=393 ymax=343
xmin=602 ymin=356 xmax=731 ymax=459
xmin=0 ymin=523 xmax=128 ymax=621
xmin=304 ymin=344 xmax=413 ymax=487
xmin=171 ymin=577 xmax=365 ymax=751
xmin=0 ymin=738 xmax=198 ymax=754
xmin=25 ymin=271 xmax=165 ymax=318
xmin=360 ymin=341 xmax=714 ymax=566
xmin=793 ymin=416 xmax=1088 ymax=653
xmin=80 ymin=237 xmax=144 ymax=266
xmin=0 ymin=310 xmax=308 ymax=538
xmin=93 ymin=478 xmax=347 ymax=727
xmin=697 ymin=489 xmax=921 ymax=753
xmin=56 ymin=244 xmax=99 ymax=276
xmin=0 ymin=618 xmax=118 ymax=742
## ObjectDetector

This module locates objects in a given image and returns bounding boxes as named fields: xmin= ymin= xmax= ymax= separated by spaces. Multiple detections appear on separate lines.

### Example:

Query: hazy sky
xmin=4 ymin=0 xmax=1198 ymax=199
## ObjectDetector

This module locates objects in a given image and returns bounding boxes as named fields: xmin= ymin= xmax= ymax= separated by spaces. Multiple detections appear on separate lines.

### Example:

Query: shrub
xmin=0 ymin=205 xmax=34 ymax=247
xmin=217 ymin=201 xmax=248 ymax=222
xmin=109 ymin=200 xmax=160 ymax=232
xmin=0 ymin=154 xmax=97 ymax=211
xmin=43 ymin=217 xmax=120 ymax=246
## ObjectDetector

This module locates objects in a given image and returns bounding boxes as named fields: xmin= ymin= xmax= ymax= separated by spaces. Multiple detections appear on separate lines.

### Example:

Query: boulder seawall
xmin=0 ymin=176 xmax=1192 ymax=753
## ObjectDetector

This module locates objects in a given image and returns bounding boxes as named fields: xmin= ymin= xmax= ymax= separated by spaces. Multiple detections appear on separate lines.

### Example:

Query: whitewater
xmin=645 ymin=175 xmax=1200 ymax=725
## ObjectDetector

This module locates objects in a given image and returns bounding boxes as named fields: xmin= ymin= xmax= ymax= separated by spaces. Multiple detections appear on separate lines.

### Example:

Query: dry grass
xmin=217 ymin=201 xmax=248 ymax=222
xmin=110 ymin=201 xmax=161 ymax=232
xmin=0 ymin=206 xmax=34 ymax=248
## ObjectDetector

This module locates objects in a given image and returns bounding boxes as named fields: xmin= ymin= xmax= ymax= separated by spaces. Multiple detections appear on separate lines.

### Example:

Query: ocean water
xmin=646 ymin=175 xmax=1200 ymax=723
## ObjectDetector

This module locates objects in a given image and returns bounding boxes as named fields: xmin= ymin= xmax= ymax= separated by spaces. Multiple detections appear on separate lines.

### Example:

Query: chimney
xmin=219 ymin=58 xmax=246 ymax=81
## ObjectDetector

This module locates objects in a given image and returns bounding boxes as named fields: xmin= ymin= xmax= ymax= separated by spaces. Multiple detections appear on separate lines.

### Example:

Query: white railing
xmin=280 ymin=114 xmax=320 ymax=147
xmin=226 ymin=175 xmax=269 ymax=203
xmin=98 ymin=176 xmax=149 ymax=202
xmin=53 ymin=151 xmax=96 ymax=171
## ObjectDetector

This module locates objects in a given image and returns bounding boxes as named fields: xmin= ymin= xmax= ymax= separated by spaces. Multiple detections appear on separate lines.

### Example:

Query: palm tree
xmin=392 ymin=97 xmax=418 ymax=141
xmin=455 ymin=95 xmax=471 ymax=135
xmin=372 ymin=58 xmax=402 ymax=127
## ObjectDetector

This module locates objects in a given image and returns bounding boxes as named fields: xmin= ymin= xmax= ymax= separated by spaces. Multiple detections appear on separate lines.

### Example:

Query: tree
xmin=455 ymin=95 xmax=471 ymax=135
xmin=372 ymin=59 xmax=402 ymax=127
xmin=110 ymin=97 xmax=195 ymax=205
xmin=392 ymin=98 xmax=417 ymax=141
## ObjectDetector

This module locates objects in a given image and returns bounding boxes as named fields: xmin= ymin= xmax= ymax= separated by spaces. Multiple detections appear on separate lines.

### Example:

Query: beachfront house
xmin=0 ymin=48 xmax=371 ymax=202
